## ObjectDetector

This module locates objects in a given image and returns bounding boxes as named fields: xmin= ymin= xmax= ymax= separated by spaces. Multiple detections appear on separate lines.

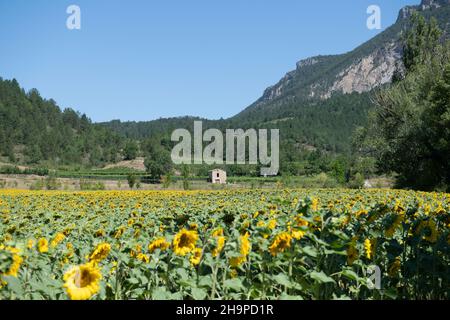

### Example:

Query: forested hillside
xmin=0 ymin=78 xmax=124 ymax=166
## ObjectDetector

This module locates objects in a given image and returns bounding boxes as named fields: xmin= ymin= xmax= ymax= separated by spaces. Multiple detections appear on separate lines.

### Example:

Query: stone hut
xmin=208 ymin=169 xmax=227 ymax=184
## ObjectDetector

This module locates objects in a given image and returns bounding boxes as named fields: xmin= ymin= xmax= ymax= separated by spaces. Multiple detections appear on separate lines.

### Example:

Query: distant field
xmin=0 ymin=171 xmax=395 ymax=192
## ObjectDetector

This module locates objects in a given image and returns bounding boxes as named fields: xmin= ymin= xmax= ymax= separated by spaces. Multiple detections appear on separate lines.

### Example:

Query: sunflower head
xmin=0 ymin=246 xmax=22 ymax=277
xmin=416 ymin=220 xmax=438 ymax=243
xmin=212 ymin=236 xmax=226 ymax=258
xmin=269 ymin=232 xmax=292 ymax=256
xmin=50 ymin=232 xmax=66 ymax=248
xmin=173 ymin=229 xmax=198 ymax=256
xmin=89 ymin=243 xmax=111 ymax=263
xmin=267 ymin=220 xmax=277 ymax=230
xmin=311 ymin=198 xmax=319 ymax=212
xmin=364 ymin=239 xmax=372 ymax=260
xmin=291 ymin=229 xmax=306 ymax=240
xmin=137 ymin=253 xmax=150 ymax=263
xmin=27 ymin=239 xmax=35 ymax=250
xmin=190 ymin=248 xmax=202 ymax=266
xmin=229 ymin=232 xmax=251 ymax=267
xmin=148 ymin=237 xmax=170 ymax=253
xmin=189 ymin=223 xmax=199 ymax=231
xmin=37 ymin=238 xmax=49 ymax=253
xmin=63 ymin=263 xmax=102 ymax=300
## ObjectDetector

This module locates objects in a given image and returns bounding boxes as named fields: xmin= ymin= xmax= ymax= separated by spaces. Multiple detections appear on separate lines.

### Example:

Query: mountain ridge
xmin=233 ymin=0 xmax=450 ymax=122
xmin=99 ymin=0 xmax=449 ymax=129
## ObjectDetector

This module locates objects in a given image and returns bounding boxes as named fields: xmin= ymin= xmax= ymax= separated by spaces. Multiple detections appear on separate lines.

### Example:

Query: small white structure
xmin=209 ymin=169 xmax=227 ymax=184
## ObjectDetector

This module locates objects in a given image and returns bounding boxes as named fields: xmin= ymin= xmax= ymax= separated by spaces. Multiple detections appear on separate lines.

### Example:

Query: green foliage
xmin=28 ymin=176 xmax=61 ymax=190
xmin=44 ymin=175 xmax=61 ymax=190
xmin=79 ymin=180 xmax=106 ymax=191
xmin=29 ymin=179 xmax=45 ymax=190
xmin=161 ymin=170 xmax=173 ymax=189
xmin=329 ymin=156 xmax=350 ymax=184
xmin=144 ymin=145 xmax=172 ymax=181
xmin=181 ymin=165 xmax=191 ymax=190
xmin=123 ymin=141 xmax=139 ymax=160
xmin=0 ymin=165 xmax=49 ymax=176
xmin=402 ymin=13 xmax=442 ymax=73
xmin=348 ymin=173 xmax=365 ymax=189
xmin=0 ymin=78 xmax=124 ymax=166
xmin=127 ymin=174 xmax=137 ymax=189
xmin=360 ymin=15 xmax=450 ymax=191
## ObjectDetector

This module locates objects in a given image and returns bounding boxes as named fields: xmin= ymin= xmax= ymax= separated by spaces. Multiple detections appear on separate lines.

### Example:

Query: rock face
xmin=261 ymin=71 xmax=295 ymax=101
xmin=421 ymin=0 xmax=450 ymax=9
xmin=296 ymin=57 xmax=319 ymax=69
xmin=399 ymin=0 xmax=450 ymax=20
xmin=323 ymin=42 xmax=401 ymax=99
xmin=258 ymin=39 xmax=402 ymax=105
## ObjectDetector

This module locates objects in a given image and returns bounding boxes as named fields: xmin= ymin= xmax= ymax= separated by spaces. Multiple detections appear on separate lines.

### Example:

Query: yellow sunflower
xmin=291 ymin=229 xmax=306 ymax=240
xmin=189 ymin=223 xmax=199 ymax=231
xmin=269 ymin=232 xmax=292 ymax=256
xmin=256 ymin=221 xmax=265 ymax=228
xmin=415 ymin=220 xmax=439 ymax=243
xmin=190 ymin=248 xmax=202 ymax=266
xmin=0 ymin=246 xmax=22 ymax=277
xmin=294 ymin=215 xmax=309 ymax=228
xmin=229 ymin=232 xmax=251 ymax=267
xmin=89 ymin=243 xmax=111 ymax=263
xmin=384 ymin=213 xmax=405 ymax=238
xmin=267 ymin=219 xmax=277 ymax=230
xmin=63 ymin=263 xmax=102 ymax=300
xmin=114 ymin=226 xmax=126 ymax=239
xmin=173 ymin=229 xmax=198 ymax=256
xmin=137 ymin=253 xmax=150 ymax=263
xmin=27 ymin=239 xmax=34 ymax=250
xmin=211 ymin=228 xmax=226 ymax=257
xmin=37 ymin=238 xmax=49 ymax=253
xmin=148 ymin=237 xmax=170 ymax=253
xmin=311 ymin=198 xmax=319 ymax=212
xmin=364 ymin=239 xmax=372 ymax=260
xmin=50 ymin=232 xmax=66 ymax=248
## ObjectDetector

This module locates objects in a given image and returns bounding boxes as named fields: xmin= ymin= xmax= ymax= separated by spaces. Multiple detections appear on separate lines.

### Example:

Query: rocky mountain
xmin=233 ymin=0 xmax=450 ymax=122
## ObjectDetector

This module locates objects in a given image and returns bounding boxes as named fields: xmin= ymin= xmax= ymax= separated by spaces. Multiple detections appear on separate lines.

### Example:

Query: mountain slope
xmin=232 ymin=0 xmax=450 ymax=123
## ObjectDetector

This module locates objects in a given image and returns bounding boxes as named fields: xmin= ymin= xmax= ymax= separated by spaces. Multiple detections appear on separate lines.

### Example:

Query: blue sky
xmin=0 ymin=0 xmax=419 ymax=122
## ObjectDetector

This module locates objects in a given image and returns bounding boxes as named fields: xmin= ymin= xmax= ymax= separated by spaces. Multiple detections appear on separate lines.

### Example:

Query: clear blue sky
xmin=0 ymin=0 xmax=419 ymax=122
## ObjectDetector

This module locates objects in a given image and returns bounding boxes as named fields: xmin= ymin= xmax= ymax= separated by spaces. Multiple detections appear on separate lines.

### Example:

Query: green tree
xmin=123 ymin=141 xmax=139 ymax=160
xmin=162 ymin=170 xmax=173 ymax=189
xmin=329 ymin=156 xmax=349 ymax=184
xmin=360 ymin=15 xmax=450 ymax=190
xmin=181 ymin=165 xmax=191 ymax=190
xmin=347 ymin=172 xmax=365 ymax=189
xmin=402 ymin=13 xmax=442 ymax=73
xmin=127 ymin=174 xmax=137 ymax=189
xmin=144 ymin=146 xmax=172 ymax=181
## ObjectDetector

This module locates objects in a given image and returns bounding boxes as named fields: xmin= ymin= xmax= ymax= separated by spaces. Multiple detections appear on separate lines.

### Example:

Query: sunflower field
xmin=0 ymin=189 xmax=449 ymax=300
